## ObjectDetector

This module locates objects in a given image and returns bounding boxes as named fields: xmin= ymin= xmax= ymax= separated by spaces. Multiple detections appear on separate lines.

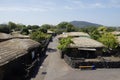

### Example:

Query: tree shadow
xmin=28 ymin=54 xmax=48 ymax=80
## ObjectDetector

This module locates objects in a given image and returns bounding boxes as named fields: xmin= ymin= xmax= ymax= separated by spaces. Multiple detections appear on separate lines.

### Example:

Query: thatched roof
xmin=0 ymin=39 xmax=40 ymax=50
xmin=111 ymin=31 xmax=120 ymax=36
xmin=0 ymin=32 xmax=12 ymax=40
xmin=0 ymin=39 xmax=40 ymax=66
xmin=69 ymin=37 xmax=104 ymax=48
xmin=47 ymin=30 xmax=54 ymax=34
xmin=57 ymin=32 xmax=90 ymax=39
xmin=11 ymin=32 xmax=30 ymax=39
xmin=0 ymin=47 xmax=27 ymax=66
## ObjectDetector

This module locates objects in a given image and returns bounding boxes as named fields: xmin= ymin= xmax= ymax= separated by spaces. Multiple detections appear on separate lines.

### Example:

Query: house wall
xmin=65 ymin=48 xmax=97 ymax=59
xmin=0 ymin=67 xmax=5 ymax=80
xmin=96 ymin=48 xmax=103 ymax=56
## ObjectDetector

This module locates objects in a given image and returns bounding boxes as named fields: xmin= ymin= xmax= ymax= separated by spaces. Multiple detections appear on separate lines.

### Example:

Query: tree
xmin=14 ymin=24 xmax=25 ymax=31
xmin=80 ymin=26 xmax=98 ymax=34
xmin=107 ymin=27 xmax=116 ymax=32
xmin=40 ymin=24 xmax=52 ymax=30
xmin=58 ymin=37 xmax=74 ymax=51
xmin=0 ymin=24 xmax=11 ymax=33
xmin=66 ymin=23 xmax=75 ymax=32
xmin=57 ymin=22 xmax=68 ymax=29
xmin=98 ymin=32 xmax=119 ymax=50
xmin=38 ymin=28 xmax=47 ymax=33
xmin=30 ymin=31 xmax=50 ymax=42
xmin=20 ymin=27 xmax=29 ymax=35
xmin=27 ymin=25 xmax=39 ymax=30
xmin=56 ymin=22 xmax=76 ymax=34
xmin=91 ymin=29 xmax=101 ymax=40
xmin=90 ymin=26 xmax=107 ymax=40
xmin=8 ymin=21 xmax=17 ymax=30
xmin=97 ymin=26 xmax=107 ymax=33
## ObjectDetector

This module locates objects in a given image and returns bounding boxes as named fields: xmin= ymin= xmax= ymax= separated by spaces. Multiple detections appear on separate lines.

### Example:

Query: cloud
xmin=0 ymin=0 xmax=120 ymax=12
xmin=64 ymin=6 xmax=74 ymax=10
xmin=64 ymin=0 xmax=120 ymax=10
xmin=109 ymin=0 xmax=120 ymax=8
xmin=0 ymin=6 xmax=54 ymax=12
xmin=0 ymin=0 xmax=56 ymax=12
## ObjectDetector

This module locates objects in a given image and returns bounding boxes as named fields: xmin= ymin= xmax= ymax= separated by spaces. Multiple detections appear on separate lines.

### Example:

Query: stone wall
xmin=64 ymin=54 xmax=120 ymax=68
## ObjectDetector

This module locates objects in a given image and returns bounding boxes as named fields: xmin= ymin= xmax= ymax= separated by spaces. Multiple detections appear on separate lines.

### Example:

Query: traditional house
xmin=59 ymin=32 xmax=120 ymax=68
xmin=57 ymin=32 xmax=90 ymax=40
xmin=57 ymin=32 xmax=107 ymax=68
xmin=0 ymin=39 xmax=40 ymax=80
xmin=62 ymin=37 xmax=105 ymax=68
xmin=67 ymin=37 xmax=104 ymax=58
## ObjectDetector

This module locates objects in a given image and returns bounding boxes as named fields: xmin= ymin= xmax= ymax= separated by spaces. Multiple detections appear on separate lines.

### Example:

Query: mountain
xmin=70 ymin=21 xmax=102 ymax=28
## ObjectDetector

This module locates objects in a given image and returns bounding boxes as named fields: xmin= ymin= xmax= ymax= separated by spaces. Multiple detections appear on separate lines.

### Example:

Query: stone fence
xmin=64 ymin=54 xmax=120 ymax=68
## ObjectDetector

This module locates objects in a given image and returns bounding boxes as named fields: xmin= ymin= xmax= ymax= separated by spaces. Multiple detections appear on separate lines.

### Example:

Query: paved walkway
xmin=44 ymin=37 xmax=72 ymax=80
xmin=31 ymin=37 xmax=72 ymax=80
xmin=31 ymin=37 xmax=120 ymax=80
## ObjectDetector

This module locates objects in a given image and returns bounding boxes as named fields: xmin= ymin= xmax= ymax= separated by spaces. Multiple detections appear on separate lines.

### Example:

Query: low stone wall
xmin=64 ymin=54 xmax=120 ymax=68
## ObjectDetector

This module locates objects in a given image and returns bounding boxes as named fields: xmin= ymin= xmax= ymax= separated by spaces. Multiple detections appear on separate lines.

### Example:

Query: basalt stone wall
xmin=64 ymin=54 xmax=120 ymax=68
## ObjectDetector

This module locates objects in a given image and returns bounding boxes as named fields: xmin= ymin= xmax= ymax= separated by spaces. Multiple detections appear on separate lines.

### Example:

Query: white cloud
xmin=64 ymin=6 xmax=74 ymax=10
xmin=109 ymin=0 xmax=120 ymax=8
xmin=64 ymin=0 xmax=120 ymax=10
xmin=0 ymin=6 xmax=54 ymax=12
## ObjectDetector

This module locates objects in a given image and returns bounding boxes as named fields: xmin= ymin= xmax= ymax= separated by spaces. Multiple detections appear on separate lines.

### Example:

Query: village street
xmin=31 ymin=37 xmax=120 ymax=80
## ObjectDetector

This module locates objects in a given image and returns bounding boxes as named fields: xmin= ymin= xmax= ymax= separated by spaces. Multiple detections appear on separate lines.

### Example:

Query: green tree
xmin=15 ymin=24 xmax=26 ymax=31
xmin=20 ymin=27 xmax=29 ymax=35
xmin=91 ymin=29 xmax=101 ymax=40
xmin=58 ymin=37 xmax=74 ymax=51
xmin=56 ymin=22 xmax=76 ymax=34
xmin=40 ymin=24 xmax=52 ymax=29
xmin=8 ymin=21 xmax=17 ymax=30
xmin=99 ymin=32 xmax=119 ymax=50
xmin=30 ymin=31 xmax=50 ymax=42
xmin=66 ymin=23 xmax=75 ymax=32
xmin=107 ymin=27 xmax=116 ymax=32
xmin=57 ymin=22 xmax=68 ymax=29
xmin=97 ymin=26 xmax=107 ymax=33
xmin=27 ymin=25 xmax=39 ymax=30
xmin=80 ymin=26 xmax=98 ymax=34
xmin=90 ymin=26 xmax=107 ymax=40
xmin=0 ymin=24 xmax=11 ymax=33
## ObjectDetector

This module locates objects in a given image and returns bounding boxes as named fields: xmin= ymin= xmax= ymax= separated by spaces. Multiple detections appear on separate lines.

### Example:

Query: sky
xmin=0 ymin=0 xmax=120 ymax=26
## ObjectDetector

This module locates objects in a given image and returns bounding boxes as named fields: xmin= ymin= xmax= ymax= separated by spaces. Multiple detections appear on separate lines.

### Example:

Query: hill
xmin=70 ymin=21 xmax=102 ymax=28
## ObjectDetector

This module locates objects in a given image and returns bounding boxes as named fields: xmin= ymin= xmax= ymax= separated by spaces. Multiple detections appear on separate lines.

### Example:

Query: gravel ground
xmin=31 ymin=37 xmax=120 ymax=80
